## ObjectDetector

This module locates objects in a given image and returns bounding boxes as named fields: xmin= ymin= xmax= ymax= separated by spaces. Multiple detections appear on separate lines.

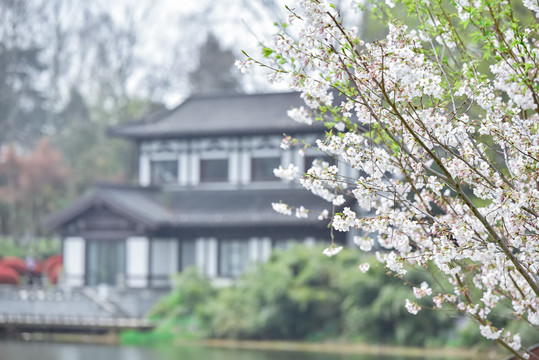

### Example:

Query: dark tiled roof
xmin=44 ymin=184 xmax=334 ymax=230
xmin=109 ymin=92 xmax=324 ymax=139
xmin=99 ymin=186 xmax=176 ymax=225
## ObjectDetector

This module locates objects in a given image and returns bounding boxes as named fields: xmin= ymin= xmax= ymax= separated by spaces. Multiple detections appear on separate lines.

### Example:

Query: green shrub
xmin=146 ymin=245 xmax=461 ymax=346
xmin=0 ymin=237 xmax=60 ymax=259
xmin=147 ymin=267 xmax=215 ymax=338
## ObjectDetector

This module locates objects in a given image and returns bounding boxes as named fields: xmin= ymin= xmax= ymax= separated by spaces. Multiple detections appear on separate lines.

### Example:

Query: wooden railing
xmin=0 ymin=313 xmax=154 ymax=332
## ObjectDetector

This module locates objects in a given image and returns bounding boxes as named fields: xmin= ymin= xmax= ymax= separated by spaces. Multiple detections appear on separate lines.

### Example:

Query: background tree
xmin=0 ymin=1 xmax=48 ymax=145
xmin=0 ymin=140 xmax=68 ymax=240
xmin=0 ymin=0 xmax=289 ymax=240
xmin=188 ymin=33 xmax=240 ymax=95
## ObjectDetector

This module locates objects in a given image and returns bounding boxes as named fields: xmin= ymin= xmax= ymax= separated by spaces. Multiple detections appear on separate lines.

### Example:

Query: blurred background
xmin=0 ymin=1 xmax=534 ymax=359
xmin=0 ymin=0 xmax=288 ymax=245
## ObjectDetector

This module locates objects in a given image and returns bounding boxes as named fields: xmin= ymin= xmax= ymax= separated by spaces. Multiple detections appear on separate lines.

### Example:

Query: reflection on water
xmin=0 ymin=340 xmax=453 ymax=360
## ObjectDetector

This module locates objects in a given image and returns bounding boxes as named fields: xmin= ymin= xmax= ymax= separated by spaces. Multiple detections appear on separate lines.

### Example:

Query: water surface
xmin=0 ymin=340 xmax=461 ymax=360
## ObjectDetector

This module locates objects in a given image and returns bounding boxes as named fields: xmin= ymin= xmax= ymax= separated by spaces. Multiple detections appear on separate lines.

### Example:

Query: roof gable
xmin=43 ymin=185 xmax=174 ymax=231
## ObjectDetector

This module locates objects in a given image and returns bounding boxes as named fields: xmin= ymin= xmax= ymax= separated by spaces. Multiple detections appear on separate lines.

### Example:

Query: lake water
xmin=0 ymin=340 xmax=460 ymax=360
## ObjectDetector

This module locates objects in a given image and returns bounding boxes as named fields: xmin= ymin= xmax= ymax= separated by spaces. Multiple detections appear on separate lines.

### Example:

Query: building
xmin=44 ymin=92 xmax=350 ymax=288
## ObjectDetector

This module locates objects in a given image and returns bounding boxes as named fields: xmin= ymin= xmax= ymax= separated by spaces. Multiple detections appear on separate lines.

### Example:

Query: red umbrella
xmin=43 ymin=254 xmax=62 ymax=277
xmin=47 ymin=262 xmax=62 ymax=285
xmin=0 ymin=257 xmax=27 ymax=275
xmin=0 ymin=265 xmax=20 ymax=285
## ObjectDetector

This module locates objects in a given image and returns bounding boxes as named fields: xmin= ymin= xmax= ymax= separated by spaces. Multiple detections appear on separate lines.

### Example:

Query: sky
xmin=109 ymin=0 xmax=292 ymax=106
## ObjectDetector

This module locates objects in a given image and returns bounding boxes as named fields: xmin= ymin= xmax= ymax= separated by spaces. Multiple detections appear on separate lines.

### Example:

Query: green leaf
xmin=262 ymin=46 xmax=274 ymax=58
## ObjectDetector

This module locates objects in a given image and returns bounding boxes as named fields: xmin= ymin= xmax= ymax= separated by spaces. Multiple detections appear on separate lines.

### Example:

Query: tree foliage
xmin=0 ymin=1 xmax=48 ymax=144
xmin=0 ymin=140 xmax=68 ymax=238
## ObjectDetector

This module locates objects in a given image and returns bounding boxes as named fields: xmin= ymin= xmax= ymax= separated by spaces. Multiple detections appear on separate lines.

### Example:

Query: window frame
xmin=199 ymin=157 xmax=229 ymax=183
xmin=218 ymin=239 xmax=249 ymax=278
xmin=150 ymin=158 xmax=179 ymax=185
xmin=250 ymin=156 xmax=281 ymax=182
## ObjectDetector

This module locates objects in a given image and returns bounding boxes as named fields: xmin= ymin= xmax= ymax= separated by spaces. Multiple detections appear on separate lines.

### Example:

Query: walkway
xmin=0 ymin=285 xmax=164 ymax=334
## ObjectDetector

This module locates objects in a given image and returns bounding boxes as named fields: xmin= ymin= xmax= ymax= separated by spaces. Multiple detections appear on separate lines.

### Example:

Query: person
xmin=25 ymin=254 xmax=36 ymax=285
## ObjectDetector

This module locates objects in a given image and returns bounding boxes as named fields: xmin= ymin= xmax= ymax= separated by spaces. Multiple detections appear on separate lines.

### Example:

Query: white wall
xmin=239 ymin=150 xmax=251 ymax=184
xmin=179 ymin=152 xmax=189 ymax=186
xmin=151 ymin=239 xmax=178 ymax=287
xmin=126 ymin=237 xmax=149 ymax=288
xmin=139 ymin=154 xmax=151 ymax=187
xmin=207 ymin=238 xmax=218 ymax=278
xmin=261 ymin=237 xmax=272 ymax=262
xmin=248 ymin=237 xmax=259 ymax=263
xmin=194 ymin=238 xmax=218 ymax=279
xmin=63 ymin=237 xmax=85 ymax=287
xmin=248 ymin=237 xmax=273 ymax=264
xmin=229 ymin=147 xmax=240 ymax=185
xmin=195 ymin=238 xmax=206 ymax=275
xmin=190 ymin=153 xmax=201 ymax=185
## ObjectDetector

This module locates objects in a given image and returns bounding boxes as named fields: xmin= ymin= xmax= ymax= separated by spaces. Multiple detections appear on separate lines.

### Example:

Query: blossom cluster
xmin=271 ymin=202 xmax=292 ymax=216
xmin=413 ymin=282 xmax=432 ymax=299
xmin=405 ymin=299 xmax=421 ymax=315
xmin=273 ymin=164 xmax=299 ymax=181
xmin=322 ymin=244 xmax=343 ymax=257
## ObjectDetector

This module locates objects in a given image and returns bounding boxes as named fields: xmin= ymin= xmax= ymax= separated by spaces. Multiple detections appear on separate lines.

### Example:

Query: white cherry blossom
xmin=242 ymin=0 xmax=539 ymax=356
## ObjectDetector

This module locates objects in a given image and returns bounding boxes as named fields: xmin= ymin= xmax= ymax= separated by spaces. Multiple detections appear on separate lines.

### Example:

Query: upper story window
xmin=251 ymin=157 xmax=281 ymax=182
xmin=200 ymin=158 xmax=228 ymax=183
xmin=151 ymin=160 xmax=178 ymax=185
